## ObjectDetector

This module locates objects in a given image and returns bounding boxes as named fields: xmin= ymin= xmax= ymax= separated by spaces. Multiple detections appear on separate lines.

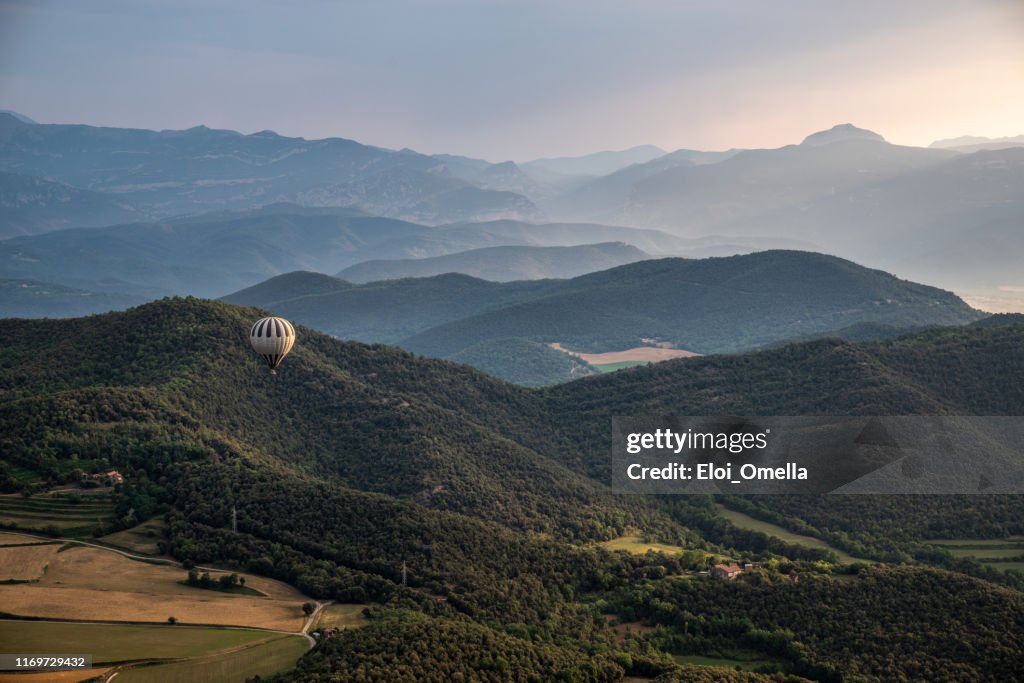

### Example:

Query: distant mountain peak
xmin=801 ymin=123 xmax=886 ymax=146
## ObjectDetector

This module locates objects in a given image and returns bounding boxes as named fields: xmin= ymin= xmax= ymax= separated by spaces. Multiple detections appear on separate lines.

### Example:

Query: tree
xmin=302 ymin=602 xmax=315 ymax=616
xmin=167 ymin=616 xmax=177 ymax=625
xmin=219 ymin=573 xmax=240 ymax=590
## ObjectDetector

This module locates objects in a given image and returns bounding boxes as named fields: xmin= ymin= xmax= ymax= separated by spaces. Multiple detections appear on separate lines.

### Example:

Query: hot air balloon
xmin=249 ymin=316 xmax=296 ymax=374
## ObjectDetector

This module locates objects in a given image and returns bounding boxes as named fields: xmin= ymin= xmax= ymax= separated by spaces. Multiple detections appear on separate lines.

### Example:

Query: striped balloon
xmin=249 ymin=317 xmax=296 ymax=374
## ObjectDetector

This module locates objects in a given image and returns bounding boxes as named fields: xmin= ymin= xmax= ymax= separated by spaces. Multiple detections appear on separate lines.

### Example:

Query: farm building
xmin=81 ymin=470 xmax=124 ymax=486
xmin=710 ymin=563 xmax=743 ymax=580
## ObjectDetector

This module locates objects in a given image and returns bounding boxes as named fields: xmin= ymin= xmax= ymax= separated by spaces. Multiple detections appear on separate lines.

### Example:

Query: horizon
xmin=1 ymin=0 xmax=1022 ymax=160
xmin=1 ymin=110 xmax=1018 ymax=164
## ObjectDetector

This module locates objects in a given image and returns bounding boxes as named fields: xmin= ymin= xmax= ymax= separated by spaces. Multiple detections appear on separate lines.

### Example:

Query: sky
xmin=0 ymin=0 xmax=1022 ymax=161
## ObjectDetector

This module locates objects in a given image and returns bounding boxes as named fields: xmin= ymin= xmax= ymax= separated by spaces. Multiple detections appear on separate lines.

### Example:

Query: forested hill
xmin=0 ymin=296 xmax=697 ymax=633
xmin=0 ymin=297 xmax=635 ymax=539
xmin=2 ymin=299 xmax=1024 ymax=681
xmin=539 ymin=322 xmax=1024 ymax=479
xmin=402 ymin=250 xmax=982 ymax=357
xmin=227 ymin=250 xmax=983 ymax=385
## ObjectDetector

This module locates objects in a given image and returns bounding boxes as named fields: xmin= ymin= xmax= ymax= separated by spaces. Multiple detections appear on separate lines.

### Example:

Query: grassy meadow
xmin=716 ymin=505 xmax=870 ymax=565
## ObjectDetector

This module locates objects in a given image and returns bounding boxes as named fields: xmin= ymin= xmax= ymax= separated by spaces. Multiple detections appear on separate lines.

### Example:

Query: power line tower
xmin=401 ymin=560 xmax=407 ymax=587
xmin=231 ymin=505 xmax=237 ymax=533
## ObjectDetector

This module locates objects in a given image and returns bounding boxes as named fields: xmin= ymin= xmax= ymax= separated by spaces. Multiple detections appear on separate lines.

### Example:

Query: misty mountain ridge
xmin=1 ymin=113 xmax=1021 ymax=313
xmin=335 ymin=242 xmax=649 ymax=283
xmin=930 ymin=133 xmax=1024 ymax=152
xmin=544 ymin=126 xmax=1022 ymax=309
xmin=0 ymin=278 xmax=143 ymax=318
xmin=0 ymin=204 xmax=802 ymax=308
xmin=0 ymin=113 xmax=541 ymax=229
xmin=0 ymin=171 xmax=149 ymax=237
xmin=522 ymin=144 xmax=666 ymax=176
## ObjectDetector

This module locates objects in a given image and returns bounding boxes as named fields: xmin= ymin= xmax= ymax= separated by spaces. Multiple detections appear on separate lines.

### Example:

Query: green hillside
xmin=403 ymin=251 xmax=982 ymax=358
xmin=0 ymin=298 xmax=632 ymax=541
xmin=2 ymin=299 xmax=1023 ymax=681
xmin=543 ymin=322 xmax=1024 ymax=575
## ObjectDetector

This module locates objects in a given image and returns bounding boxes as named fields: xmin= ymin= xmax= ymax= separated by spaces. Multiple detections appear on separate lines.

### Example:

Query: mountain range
xmin=0 ymin=113 xmax=540 ymax=232
xmin=542 ymin=125 xmax=1024 ymax=310
xmin=0 ymin=203 xmax=799 ymax=307
xmin=2 ymin=113 xmax=1022 ymax=312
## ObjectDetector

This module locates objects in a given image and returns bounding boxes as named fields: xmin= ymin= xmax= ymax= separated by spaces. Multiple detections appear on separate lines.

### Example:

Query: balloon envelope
xmin=250 ymin=316 xmax=296 ymax=372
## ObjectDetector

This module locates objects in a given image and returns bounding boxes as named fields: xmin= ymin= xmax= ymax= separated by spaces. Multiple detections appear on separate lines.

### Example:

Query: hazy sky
xmin=1 ymin=0 xmax=1021 ymax=160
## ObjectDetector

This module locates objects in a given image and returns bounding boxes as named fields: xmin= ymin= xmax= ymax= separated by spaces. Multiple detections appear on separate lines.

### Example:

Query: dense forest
xmin=447 ymin=337 xmax=596 ymax=386
xmin=1 ymin=298 xmax=1023 ymax=681
xmin=607 ymin=565 xmax=1024 ymax=682
xmin=398 ymin=251 xmax=981 ymax=356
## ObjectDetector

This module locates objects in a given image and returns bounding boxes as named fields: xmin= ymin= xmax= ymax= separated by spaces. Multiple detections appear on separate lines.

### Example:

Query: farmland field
xmin=100 ymin=519 xmax=166 ymax=555
xmin=931 ymin=538 xmax=1024 ymax=572
xmin=0 ymin=621 xmax=274 ymax=663
xmin=927 ymin=536 xmax=1024 ymax=546
xmin=314 ymin=603 xmax=370 ymax=630
xmin=116 ymin=634 xmax=309 ymax=683
xmin=549 ymin=343 xmax=699 ymax=365
xmin=674 ymin=654 xmax=772 ymax=671
xmin=598 ymin=534 xmax=686 ymax=556
xmin=943 ymin=546 xmax=1024 ymax=560
xmin=0 ymin=492 xmax=115 ymax=537
xmin=0 ymin=542 xmax=60 ymax=580
xmin=0 ymin=545 xmax=309 ymax=630
xmin=715 ymin=504 xmax=870 ymax=564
